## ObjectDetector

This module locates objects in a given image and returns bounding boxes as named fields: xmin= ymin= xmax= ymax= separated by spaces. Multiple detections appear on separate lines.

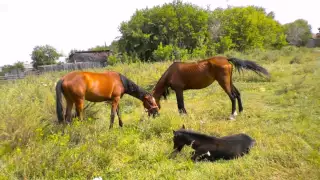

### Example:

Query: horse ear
xmin=182 ymin=124 xmax=185 ymax=129
xmin=172 ymin=130 xmax=175 ymax=134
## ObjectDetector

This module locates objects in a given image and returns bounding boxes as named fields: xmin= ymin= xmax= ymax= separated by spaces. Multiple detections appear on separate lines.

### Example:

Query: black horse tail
xmin=227 ymin=57 xmax=270 ymax=77
xmin=56 ymin=79 xmax=64 ymax=123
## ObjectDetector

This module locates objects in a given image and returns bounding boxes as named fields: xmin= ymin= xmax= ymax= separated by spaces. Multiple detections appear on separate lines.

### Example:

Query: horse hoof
xmin=228 ymin=115 xmax=236 ymax=121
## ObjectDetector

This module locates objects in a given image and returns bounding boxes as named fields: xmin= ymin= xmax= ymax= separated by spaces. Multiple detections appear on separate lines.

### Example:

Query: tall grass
xmin=0 ymin=48 xmax=319 ymax=179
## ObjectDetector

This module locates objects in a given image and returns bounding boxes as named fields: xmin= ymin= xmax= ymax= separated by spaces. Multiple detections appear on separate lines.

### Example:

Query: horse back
xmin=218 ymin=133 xmax=255 ymax=153
xmin=167 ymin=61 xmax=216 ymax=89
xmin=61 ymin=71 xmax=125 ymax=102
xmin=199 ymin=133 xmax=255 ymax=160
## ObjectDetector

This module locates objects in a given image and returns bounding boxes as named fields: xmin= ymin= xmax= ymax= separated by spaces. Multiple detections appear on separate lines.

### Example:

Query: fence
xmin=38 ymin=62 xmax=106 ymax=72
xmin=0 ymin=62 xmax=107 ymax=81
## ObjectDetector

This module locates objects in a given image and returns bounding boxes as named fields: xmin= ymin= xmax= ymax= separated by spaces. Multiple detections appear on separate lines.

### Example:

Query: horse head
xmin=142 ymin=93 xmax=159 ymax=117
xmin=172 ymin=125 xmax=192 ymax=151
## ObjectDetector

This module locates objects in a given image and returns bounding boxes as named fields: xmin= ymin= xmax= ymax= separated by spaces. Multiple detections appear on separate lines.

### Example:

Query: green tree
xmin=1 ymin=65 xmax=14 ymax=74
xmin=283 ymin=19 xmax=312 ymax=46
xmin=118 ymin=0 xmax=209 ymax=61
xmin=208 ymin=6 xmax=287 ymax=53
xmin=88 ymin=40 xmax=118 ymax=52
xmin=88 ymin=45 xmax=109 ymax=51
xmin=0 ymin=61 xmax=25 ymax=76
xmin=13 ymin=61 xmax=25 ymax=71
xmin=31 ymin=45 xmax=61 ymax=69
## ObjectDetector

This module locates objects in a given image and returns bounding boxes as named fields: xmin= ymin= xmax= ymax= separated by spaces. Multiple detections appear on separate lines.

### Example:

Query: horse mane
xmin=177 ymin=129 xmax=218 ymax=141
xmin=153 ymin=63 xmax=174 ymax=100
xmin=119 ymin=73 xmax=149 ymax=100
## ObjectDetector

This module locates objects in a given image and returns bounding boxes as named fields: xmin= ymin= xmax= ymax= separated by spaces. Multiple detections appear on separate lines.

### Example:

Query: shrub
xmin=190 ymin=46 xmax=207 ymax=59
xmin=260 ymin=50 xmax=280 ymax=63
xmin=152 ymin=43 xmax=174 ymax=61
xmin=290 ymin=54 xmax=303 ymax=64
xmin=280 ymin=46 xmax=299 ymax=56
xmin=108 ymin=55 xmax=119 ymax=66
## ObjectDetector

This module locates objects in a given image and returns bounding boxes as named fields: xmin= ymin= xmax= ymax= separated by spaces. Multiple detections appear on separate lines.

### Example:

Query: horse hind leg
xmin=109 ymin=97 xmax=120 ymax=129
xmin=65 ymin=100 xmax=74 ymax=124
xmin=232 ymin=84 xmax=243 ymax=113
xmin=217 ymin=75 xmax=236 ymax=120
xmin=75 ymin=98 xmax=84 ymax=121
xmin=175 ymin=89 xmax=187 ymax=114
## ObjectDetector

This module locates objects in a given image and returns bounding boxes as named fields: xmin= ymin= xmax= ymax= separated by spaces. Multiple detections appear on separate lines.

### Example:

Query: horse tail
xmin=227 ymin=57 xmax=269 ymax=77
xmin=55 ymin=79 xmax=64 ymax=123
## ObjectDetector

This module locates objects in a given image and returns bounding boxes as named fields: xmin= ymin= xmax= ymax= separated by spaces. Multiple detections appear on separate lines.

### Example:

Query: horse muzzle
xmin=146 ymin=107 xmax=159 ymax=118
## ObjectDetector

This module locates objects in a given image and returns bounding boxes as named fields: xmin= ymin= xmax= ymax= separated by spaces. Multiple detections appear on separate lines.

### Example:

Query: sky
xmin=0 ymin=0 xmax=318 ymax=66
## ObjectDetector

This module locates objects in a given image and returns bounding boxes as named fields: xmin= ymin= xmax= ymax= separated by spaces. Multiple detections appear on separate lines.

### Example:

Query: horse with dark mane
xmin=170 ymin=125 xmax=256 ymax=162
xmin=55 ymin=71 xmax=159 ymax=128
xmin=152 ymin=56 xmax=269 ymax=120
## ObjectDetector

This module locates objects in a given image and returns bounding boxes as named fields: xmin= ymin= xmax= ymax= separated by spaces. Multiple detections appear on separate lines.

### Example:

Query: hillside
xmin=0 ymin=48 xmax=320 ymax=179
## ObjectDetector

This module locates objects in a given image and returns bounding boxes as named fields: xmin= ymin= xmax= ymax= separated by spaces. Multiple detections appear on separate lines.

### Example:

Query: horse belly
xmin=85 ymin=94 xmax=110 ymax=102
xmin=84 ymin=89 xmax=113 ymax=102
xmin=184 ymin=76 xmax=214 ymax=90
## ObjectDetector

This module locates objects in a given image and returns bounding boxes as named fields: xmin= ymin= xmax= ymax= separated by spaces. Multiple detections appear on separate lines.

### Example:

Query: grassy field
xmin=0 ymin=47 xmax=319 ymax=179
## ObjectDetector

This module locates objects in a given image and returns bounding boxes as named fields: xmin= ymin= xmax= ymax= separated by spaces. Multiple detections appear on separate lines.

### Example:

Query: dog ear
xmin=182 ymin=124 xmax=185 ymax=129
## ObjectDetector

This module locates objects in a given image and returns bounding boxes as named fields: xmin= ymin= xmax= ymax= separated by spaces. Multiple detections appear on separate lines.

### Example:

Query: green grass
xmin=0 ymin=48 xmax=320 ymax=179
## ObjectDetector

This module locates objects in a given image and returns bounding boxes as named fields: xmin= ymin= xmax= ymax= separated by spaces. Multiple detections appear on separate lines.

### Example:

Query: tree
xmin=283 ymin=19 xmax=312 ymax=46
xmin=1 ymin=65 xmax=14 ymax=74
xmin=208 ymin=6 xmax=287 ymax=53
xmin=0 ymin=61 xmax=25 ymax=76
xmin=31 ymin=45 xmax=61 ymax=69
xmin=118 ymin=0 xmax=209 ymax=61
xmin=13 ymin=61 xmax=25 ymax=71
xmin=317 ymin=27 xmax=320 ymax=39
xmin=88 ymin=45 xmax=109 ymax=51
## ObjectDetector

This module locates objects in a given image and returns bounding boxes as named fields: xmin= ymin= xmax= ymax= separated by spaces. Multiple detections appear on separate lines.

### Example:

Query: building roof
xmin=68 ymin=50 xmax=112 ymax=63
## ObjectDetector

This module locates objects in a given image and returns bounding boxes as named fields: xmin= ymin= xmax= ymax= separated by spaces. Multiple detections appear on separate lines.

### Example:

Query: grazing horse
xmin=170 ymin=125 xmax=256 ymax=162
xmin=55 ymin=71 xmax=159 ymax=128
xmin=152 ymin=56 xmax=269 ymax=120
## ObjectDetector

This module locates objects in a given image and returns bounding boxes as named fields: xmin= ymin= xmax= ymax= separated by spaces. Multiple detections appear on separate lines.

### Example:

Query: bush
xmin=190 ymin=46 xmax=207 ymax=59
xmin=290 ymin=54 xmax=303 ymax=64
xmin=260 ymin=50 xmax=280 ymax=62
xmin=280 ymin=46 xmax=300 ymax=56
xmin=152 ymin=43 xmax=174 ymax=61
xmin=152 ymin=43 xmax=192 ymax=61
xmin=108 ymin=55 xmax=119 ymax=66
xmin=173 ymin=48 xmax=190 ymax=61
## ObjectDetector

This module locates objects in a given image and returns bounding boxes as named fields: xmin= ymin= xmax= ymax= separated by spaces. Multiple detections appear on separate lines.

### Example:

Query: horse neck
xmin=120 ymin=74 xmax=147 ymax=101
xmin=152 ymin=85 xmax=164 ymax=100
xmin=152 ymin=73 xmax=169 ymax=100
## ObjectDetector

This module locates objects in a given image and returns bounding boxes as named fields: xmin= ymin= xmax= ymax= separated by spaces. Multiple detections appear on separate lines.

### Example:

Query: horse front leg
xmin=109 ymin=97 xmax=120 ymax=129
xmin=191 ymin=147 xmax=212 ymax=162
xmin=116 ymin=104 xmax=123 ymax=127
xmin=175 ymin=89 xmax=187 ymax=114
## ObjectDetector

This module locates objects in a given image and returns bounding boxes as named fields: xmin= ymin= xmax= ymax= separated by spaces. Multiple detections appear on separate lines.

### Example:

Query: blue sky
xmin=0 ymin=0 xmax=318 ymax=66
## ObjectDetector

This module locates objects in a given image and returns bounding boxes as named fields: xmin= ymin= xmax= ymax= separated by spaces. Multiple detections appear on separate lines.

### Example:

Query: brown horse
xmin=56 ymin=71 xmax=159 ymax=128
xmin=152 ymin=56 xmax=269 ymax=120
